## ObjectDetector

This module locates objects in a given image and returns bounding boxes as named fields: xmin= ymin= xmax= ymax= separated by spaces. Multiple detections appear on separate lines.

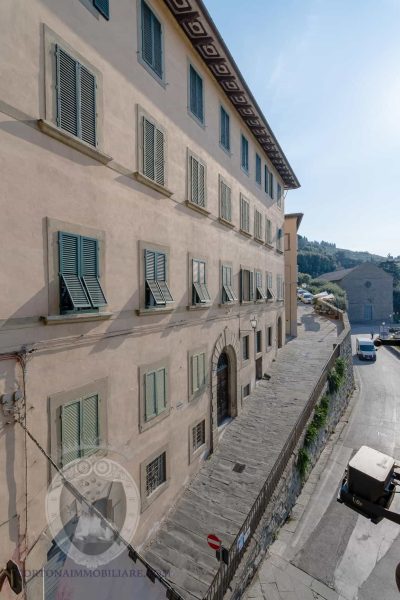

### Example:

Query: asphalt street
xmin=245 ymin=324 xmax=400 ymax=600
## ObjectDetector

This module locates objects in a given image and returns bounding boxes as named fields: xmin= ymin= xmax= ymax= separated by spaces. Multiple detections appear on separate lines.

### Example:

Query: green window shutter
xmin=270 ymin=173 xmax=274 ymax=198
xmin=81 ymin=237 xmax=107 ymax=307
xmin=249 ymin=271 xmax=254 ymax=301
xmin=59 ymin=231 xmax=91 ymax=310
xmin=264 ymin=165 xmax=270 ymax=194
xmin=198 ymin=353 xmax=205 ymax=387
xmin=79 ymin=64 xmax=96 ymax=147
xmin=192 ymin=355 xmax=199 ymax=393
xmin=143 ymin=117 xmax=155 ymax=181
xmin=155 ymin=368 xmax=166 ymax=413
xmin=154 ymin=127 xmax=165 ymax=186
xmin=56 ymin=46 xmax=78 ymax=138
xmin=81 ymin=395 xmax=99 ymax=456
xmin=220 ymin=107 xmax=230 ymax=150
xmin=222 ymin=266 xmax=227 ymax=286
xmin=141 ymin=1 xmax=162 ymax=78
xmin=191 ymin=156 xmax=198 ymax=203
xmin=256 ymin=154 xmax=261 ymax=184
xmin=145 ymin=249 xmax=156 ymax=280
xmin=93 ymin=0 xmax=109 ymax=19
xmin=61 ymin=401 xmax=81 ymax=466
xmin=145 ymin=372 xmax=156 ymax=420
xmin=190 ymin=66 xmax=203 ymax=122
xmin=152 ymin=13 xmax=162 ymax=77
xmin=155 ymin=252 xmax=166 ymax=281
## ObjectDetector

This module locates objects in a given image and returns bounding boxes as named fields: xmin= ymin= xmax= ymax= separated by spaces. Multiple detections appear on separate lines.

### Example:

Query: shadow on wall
xmin=300 ymin=313 xmax=321 ymax=332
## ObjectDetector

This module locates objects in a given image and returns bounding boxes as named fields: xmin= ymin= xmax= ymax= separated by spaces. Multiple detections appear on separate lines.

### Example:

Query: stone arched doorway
xmin=210 ymin=327 xmax=240 ymax=451
xmin=216 ymin=352 xmax=230 ymax=426
xmin=277 ymin=316 xmax=283 ymax=348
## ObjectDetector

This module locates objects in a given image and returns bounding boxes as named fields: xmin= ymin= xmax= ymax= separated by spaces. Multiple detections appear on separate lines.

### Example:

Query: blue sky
xmin=204 ymin=0 xmax=400 ymax=257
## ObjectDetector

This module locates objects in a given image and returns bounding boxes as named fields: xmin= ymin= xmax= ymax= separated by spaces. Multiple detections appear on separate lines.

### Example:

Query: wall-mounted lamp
xmin=250 ymin=316 xmax=258 ymax=330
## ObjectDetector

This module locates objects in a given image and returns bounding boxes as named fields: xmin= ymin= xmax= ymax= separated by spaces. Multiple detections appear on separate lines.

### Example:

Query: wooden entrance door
xmin=217 ymin=352 xmax=230 ymax=426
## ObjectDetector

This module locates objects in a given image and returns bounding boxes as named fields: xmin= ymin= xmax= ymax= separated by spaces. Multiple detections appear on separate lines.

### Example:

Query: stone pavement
xmin=244 ymin=391 xmax=356 ymax=600
xmin=143 ymin=308 xmax=341 ymax=600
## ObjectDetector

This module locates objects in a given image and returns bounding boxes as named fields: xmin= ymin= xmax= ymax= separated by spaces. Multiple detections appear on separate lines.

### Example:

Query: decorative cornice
xmin=164 ymin=0 xmax=300 ymax=190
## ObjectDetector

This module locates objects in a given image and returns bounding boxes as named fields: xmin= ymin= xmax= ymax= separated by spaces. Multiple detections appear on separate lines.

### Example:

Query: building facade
xmin=318 ymin=263 xmax=393 ymax=323
xmin=284 ymin=213 xmax=303 ymax=337
xmin=0 ymin=0 xmax=299 ymax=591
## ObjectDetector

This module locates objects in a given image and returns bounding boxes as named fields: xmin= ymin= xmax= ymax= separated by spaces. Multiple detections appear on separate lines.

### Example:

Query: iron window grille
xmin=145 ymin=452 xmax=166 ymax=496
xmin=192 ymin=420 xmax=205 ymax=451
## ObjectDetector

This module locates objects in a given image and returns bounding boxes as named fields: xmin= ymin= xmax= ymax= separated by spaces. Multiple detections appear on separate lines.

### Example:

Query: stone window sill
xmin=136 ymin=306 xmax=175 ymax=316
xmin=187 ymin=304 xmax=211 ymax=311
xmin=256 ymin=299 xmax=266 ymax=304
xmin=185 ymin=200 xmax=210 ymax=216
xmin=239 ymin=229 xmax=252 ymax=239
xmin=265 ymin=242 xmax=274 ymax=249
xmin=141 ymin=480 xmax=169 ymax=513
xmin=139 ymin=407 xmax=170 ymax=433
xmin=241 ymin=300 xmax=255 ymax=305
xmin=254 ymin=237 xmax=264 ymax=244
xmin=276 ymin=248 xmax=284 ymax=254
xmin=37 ymin=120 xmax=112 ymax=164
xmin=218 ymin=217 xmax=235 ymax=229
xmin=219 ymin=301 xmax=238 ymax=307
xmin=133 ymin=171 xmax=173 ymax=197
xmin=41 ymin=312 xmax=113 ymax=325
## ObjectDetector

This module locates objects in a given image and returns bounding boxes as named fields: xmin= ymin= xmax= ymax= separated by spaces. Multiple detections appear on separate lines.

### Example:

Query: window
xmin=58 ymin=231 xmax=107 ymax=314
xmin=242 ymin=383 xmax=250 ymax=398
xmin=264 ymin=165 xmax=270 ymax=195
xmin=276 ymin=228 xmax=283 ymax=251
xmin=255 ymin=270 xmax=267 ymax=300
xmin=277 ymin=275 xmax=284 ymax=300
xmin=269 ymin=172 xmax=274 ymax=199
xmin=61 ymin=394 xmax=99 ymax=466
xmin=242 ymin=335 xmax=250 ymax=361
xmin=267 ymin=326 xmax=273 ymax=348
xmin=93 ymin=0 xmax=109 ymax=19
xmin=255 ymin=154 xmax=261 ymax=185
xmin=256 ymin=330 xmax=262 ymax=353
xmin=192 ymin=420 xmax=205 ymax=452
xmin=241 ymin=135 xmax=249 ymax=172
xmin=266 ymin=271 xmax=274 ymax=300
xmin=144 ymin=367 xmax=167 ymax=422
xmin=241 ymin=268 xmax=254 ymax=302
xmin=141 ymin=114 xmax=165 ymax=187
xmin=220 ymin=106 xmax=230 ymax=151
xmin=146 ymin=452 xmax=166 ymax=496
xmin=265 ymin=218 xmax=272 ymax=245
xmin=189 ymin=65 xmax=204 ymax=123
xmin=219 ymin=177 xmax=232 ymax=222
xmin=277 ymin=183 xmax=283 ymax=208
xmin=192 ymin=259 xmax=211 ymax=305
xmin=240 ymin=195 xmax=250 ymax=234
xmin=222 ymin=265 xmax=237 ymax=303
xmin=254 ymin=210 xmax=263 ymax=241
xmin=55 ymin=46 xmax=97 ymax=147
xmin=191 ymin=352 xmax=206 ymax=394
xmin=188 ymin=153 xmax=206 ymax=208
xmin=141 ymin=0 xmax=163 ymax=79
xmin=144 ymin=249 xmax=174 ymax=307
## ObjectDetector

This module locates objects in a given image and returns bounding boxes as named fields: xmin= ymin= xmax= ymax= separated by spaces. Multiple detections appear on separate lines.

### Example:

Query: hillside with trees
xmin=297 ymin=236 xmax=400 ymax=321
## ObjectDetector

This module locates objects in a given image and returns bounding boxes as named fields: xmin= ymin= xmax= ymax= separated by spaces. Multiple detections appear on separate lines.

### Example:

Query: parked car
xmin=301 ymin=292 xmax=314 ymax=304
xmin=356 ymin=337 xmax=376 ymax=361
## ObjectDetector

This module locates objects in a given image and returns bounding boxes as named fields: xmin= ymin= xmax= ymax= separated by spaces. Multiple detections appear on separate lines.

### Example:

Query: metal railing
xmin=203 ymin=337 xmax=344 ymax=600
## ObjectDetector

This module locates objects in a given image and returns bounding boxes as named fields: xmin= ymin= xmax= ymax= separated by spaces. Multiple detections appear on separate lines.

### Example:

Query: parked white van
xmin=356 ymin=337 xmax=376 ymax=361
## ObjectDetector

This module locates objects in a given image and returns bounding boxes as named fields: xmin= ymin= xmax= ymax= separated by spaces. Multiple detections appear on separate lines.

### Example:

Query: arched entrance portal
xmin=277 ymin=316 xmax=283 ymax=348
xmin=216 ymin=352 xmax=230 ymax=426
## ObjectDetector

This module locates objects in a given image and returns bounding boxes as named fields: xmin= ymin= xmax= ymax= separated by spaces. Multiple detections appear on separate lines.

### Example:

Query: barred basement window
xmin=192 ymin=420 xmax=205 ymax=451
xmin=142 ymin=116 xmax=165 ymax=186
xmin=243 ymin=383 xmax=250 ymax=398
xmin=189 ymin=154 xmax=206 ymax=207
xmin=146 ymin=452 xmax=166 ymax=496
xmin=254 ymin=210 xmax=263 ymax=240
xmin=219 ymin=178 xmax=232 ymax=222
xmin=192 ymin=259 xmax=211 ymax=305
xmin=55 ymin=46 xmax=97 ymax=147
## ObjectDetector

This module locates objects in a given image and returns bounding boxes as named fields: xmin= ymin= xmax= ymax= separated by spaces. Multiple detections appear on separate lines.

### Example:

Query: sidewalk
xmin=143 ymin=308 xmax=341 ymax=600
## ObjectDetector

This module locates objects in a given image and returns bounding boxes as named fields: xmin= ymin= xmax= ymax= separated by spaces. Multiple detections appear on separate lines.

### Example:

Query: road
xmin=245 ymin=326 xmax=400 ymax=600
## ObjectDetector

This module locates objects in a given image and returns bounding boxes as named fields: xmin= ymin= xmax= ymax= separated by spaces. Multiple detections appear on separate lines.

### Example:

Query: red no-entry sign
xmin=207 ymin=534 xmax=222 ymax=550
